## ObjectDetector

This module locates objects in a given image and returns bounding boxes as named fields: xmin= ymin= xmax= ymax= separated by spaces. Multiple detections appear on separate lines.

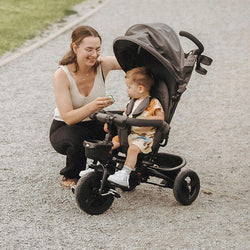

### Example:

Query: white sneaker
xmin=79 ymin=168 xmax=94 ymax=177
xmin=108 ymin=169 xmax=130 ymax=188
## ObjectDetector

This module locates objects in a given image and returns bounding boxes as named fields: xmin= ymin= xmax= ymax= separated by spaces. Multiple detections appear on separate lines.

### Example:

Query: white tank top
xmin=54 ymin=65 xmax=105 ymax=122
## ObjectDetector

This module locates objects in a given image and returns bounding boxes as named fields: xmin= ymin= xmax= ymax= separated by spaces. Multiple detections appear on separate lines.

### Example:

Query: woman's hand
xmin=94 ymin=96 xmax=114 ymax=110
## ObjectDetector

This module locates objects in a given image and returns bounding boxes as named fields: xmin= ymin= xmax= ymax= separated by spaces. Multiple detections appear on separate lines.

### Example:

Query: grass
xmin=0 ymin=0 xmax=86 ymax=56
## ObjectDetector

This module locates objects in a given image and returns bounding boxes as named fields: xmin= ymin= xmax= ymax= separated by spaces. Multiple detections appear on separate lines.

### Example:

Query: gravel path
xmin=0 ymin=0 xmax=249 ymax=249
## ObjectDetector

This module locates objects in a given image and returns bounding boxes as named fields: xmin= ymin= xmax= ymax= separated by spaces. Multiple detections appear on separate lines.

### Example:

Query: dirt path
xmin=0 ymin=0 xmax=249 ymax=249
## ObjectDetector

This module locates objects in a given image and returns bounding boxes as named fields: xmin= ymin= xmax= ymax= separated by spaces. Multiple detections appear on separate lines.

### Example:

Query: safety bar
xmin=91 ymin=111 xmax=170 ymax=130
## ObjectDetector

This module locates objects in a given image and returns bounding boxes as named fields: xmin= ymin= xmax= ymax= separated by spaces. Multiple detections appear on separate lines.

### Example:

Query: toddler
xmin=108 ymin=67 xmax=164 ymax=188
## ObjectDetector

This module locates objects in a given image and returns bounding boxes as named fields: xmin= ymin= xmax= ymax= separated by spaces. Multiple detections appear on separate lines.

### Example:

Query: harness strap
xmin=124 ymin=96 xmax=152 ymax=118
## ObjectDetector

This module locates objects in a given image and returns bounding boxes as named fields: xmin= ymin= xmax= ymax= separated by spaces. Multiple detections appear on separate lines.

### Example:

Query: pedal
xmin=159 ymin=179 xmax=168 ymax=187
xmin=108 ymin=181 xmax=131 ymax=190
xmin=101 ymin=189 xmax=121 ymax=198
xmin=110 ymin=189 xmax=121 ymax=198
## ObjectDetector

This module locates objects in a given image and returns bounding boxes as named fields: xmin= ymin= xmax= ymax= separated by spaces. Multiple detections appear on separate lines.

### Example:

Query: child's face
xmin=125 ymin=78 xmax=142 ymax=99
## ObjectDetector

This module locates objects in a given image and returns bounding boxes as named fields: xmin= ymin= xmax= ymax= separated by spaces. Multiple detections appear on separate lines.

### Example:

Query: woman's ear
xmin=71 ymin=42 xmax=78 ymax=54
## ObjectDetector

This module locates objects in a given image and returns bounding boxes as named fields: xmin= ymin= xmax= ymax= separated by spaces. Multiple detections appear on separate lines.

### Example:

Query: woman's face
xmin=75 ymin=36 xmax=101 ymax=66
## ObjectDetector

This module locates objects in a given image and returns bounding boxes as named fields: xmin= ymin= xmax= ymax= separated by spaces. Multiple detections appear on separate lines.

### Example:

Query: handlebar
xmin=126 ymin=117 xmax=165 ymax=128
xmin=179 ymin=31 xmax=204 ymax=54
xmin=91 ymin=111 xmax=170 ymax=131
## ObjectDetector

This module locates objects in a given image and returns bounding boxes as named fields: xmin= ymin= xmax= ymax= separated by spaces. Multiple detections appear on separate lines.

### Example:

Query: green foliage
xmin=0 ymin=0 xmax=84 ymax=56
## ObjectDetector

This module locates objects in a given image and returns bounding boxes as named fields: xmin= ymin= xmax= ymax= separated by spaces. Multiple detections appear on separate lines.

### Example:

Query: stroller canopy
xmin=113 ymin=23 xmax=185 ymax=90
xmin=113 ymin=23 xmax=211 ymax=123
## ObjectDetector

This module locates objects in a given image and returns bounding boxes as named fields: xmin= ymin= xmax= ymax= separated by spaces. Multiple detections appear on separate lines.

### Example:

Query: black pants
xmin=49 ymin=119 xmax=106 ymax=179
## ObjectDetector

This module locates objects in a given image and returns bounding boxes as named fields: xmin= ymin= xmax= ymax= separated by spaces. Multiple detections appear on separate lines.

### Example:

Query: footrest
xmin=101 ymin=189 xmax=121 ymax=198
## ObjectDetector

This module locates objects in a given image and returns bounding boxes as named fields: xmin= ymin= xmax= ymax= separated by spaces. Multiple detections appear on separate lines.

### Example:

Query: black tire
xmin=75 ymin=172 xmax=114 ymax=215
xmin=173 ymin=169 xmax=200 ymax=205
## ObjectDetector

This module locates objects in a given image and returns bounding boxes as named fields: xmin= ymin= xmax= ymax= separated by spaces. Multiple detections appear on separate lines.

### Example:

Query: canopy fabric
xmin=113 ymin=23 xmax=199 ymax=123
xmin=113 ymin=23 xmax=185 ymax=85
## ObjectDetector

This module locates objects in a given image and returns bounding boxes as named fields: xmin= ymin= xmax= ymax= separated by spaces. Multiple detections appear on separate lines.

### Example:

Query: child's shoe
xmin=108 ymin=166 xmax=132 ymax=188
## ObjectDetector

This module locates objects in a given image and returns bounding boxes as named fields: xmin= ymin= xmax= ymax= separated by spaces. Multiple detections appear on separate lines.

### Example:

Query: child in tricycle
xmin=107 ymin=67 xmax=165 ymax=188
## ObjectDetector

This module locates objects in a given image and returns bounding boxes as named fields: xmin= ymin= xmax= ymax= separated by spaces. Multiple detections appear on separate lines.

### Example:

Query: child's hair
xmin=125 ymin=67 xmax=154 ymax=91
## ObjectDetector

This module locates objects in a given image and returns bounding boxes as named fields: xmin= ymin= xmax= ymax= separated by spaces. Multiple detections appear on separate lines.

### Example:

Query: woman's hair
xmin=125 ymin=67 xmax=154 ymax=91
xmin=59 ymin=25 xmax=102 ymax=72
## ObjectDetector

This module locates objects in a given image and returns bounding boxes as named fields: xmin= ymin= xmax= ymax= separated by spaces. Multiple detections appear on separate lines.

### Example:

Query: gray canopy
xmin=113 ymin=23 xmax=199 ymax=122
xmin=113 ymin=23 xmax=189 ymax=89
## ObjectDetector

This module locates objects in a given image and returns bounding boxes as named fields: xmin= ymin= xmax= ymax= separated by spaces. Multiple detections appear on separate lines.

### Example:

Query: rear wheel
xmin=75 ymin=172 xmax=114 ymax=215
xmin=173 ymin=169 xmax=200 ymax=205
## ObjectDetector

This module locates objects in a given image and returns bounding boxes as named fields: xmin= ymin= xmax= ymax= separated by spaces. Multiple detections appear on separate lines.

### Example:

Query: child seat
xmin=112 ymin=23 xmax=210 ymax=155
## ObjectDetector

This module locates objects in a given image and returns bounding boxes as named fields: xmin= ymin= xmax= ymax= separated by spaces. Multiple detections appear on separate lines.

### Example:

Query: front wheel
xmin=75 ymin=172 xmax=115 ymax=215
xmin=173 ymin=169 xmax=200 ymax=205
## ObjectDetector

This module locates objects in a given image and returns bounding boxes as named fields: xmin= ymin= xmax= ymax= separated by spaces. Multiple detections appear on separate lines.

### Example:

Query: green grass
xmin=0 ymin=0 xmax=86 ymax=56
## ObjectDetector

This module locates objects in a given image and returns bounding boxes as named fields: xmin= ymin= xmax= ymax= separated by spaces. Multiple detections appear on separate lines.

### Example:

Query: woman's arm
xmin=100 ymin=56 xmax=121 ymax=78
xmin=53 ymin=68 xmax=112 ymax=125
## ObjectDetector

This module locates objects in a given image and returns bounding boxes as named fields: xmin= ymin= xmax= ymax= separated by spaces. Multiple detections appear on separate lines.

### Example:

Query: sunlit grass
xmin=0 ymin=0 xmax=85 ymax=56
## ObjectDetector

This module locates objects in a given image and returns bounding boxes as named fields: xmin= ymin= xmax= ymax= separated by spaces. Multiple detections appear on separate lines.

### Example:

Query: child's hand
xmin=104 ymin=123 xmax=109 ymax=132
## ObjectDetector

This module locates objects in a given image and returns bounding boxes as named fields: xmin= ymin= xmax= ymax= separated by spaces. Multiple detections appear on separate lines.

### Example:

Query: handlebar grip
xmin=179 ymin=31 xmax=204 ymax=54
xmin=126 ymin=117 xmax=165 ymax=128
xmin=92 ymin=112 xmax=107 ymax=122
xmin=94 ymin=112 xmax=127 ymax=126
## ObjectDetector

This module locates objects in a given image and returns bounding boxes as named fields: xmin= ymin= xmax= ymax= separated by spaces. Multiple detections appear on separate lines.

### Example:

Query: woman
xmin=49 ymin=25 xmax=121 ymax=188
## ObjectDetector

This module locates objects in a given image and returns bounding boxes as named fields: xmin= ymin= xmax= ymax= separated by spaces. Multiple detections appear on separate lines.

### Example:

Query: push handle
xmin=179 ymin=31 xmax=204 ymax=54
xmin=179 ymin=31 xmax=213 ymax=75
